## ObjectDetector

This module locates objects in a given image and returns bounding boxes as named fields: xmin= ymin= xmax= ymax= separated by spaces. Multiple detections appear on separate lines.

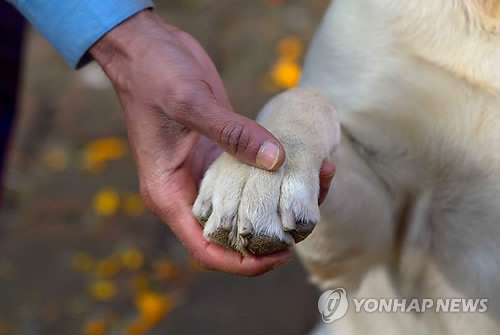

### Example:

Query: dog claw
xmin=281 ymin=209 xmax=296 ymax=232
xmin=238 ymin=220 xmax=252 ymax=237
xmin=221 ymin=215 xmax=235 ymax=230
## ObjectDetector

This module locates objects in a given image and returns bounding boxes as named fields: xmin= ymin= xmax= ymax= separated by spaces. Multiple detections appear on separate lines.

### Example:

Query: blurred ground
xmin=0 ymin=0 xmax=330 ymax=334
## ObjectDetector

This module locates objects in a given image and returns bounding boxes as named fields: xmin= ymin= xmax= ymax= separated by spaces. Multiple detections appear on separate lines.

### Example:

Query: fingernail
xmin=271 ymin=257 xmax=291 ymax=270
xmin=256 ymin=141 xmax=280 ymax=170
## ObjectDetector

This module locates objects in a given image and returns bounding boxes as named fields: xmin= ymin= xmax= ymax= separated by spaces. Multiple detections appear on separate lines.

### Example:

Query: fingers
xmin=144 ymin=169 xmax=292 ymax=277
xmin=175 ymin=99 xmax=286 ymax=171
xmin=168 ymin=29 xmax=286 ymax=171
xmin=318 ymin=160 xmax=336 ymax=205
xmin=186 ymin=161 xmax=334 ymax=273
xmin=153 ymin=26 xmax=287 ymax=171
xmin=191 ymin=225 xmax=293 ymax=276
xmin=172 ymin=204 xmax=292 ymax=276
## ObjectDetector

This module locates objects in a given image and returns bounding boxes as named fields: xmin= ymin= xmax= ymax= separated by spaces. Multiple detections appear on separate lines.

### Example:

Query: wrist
xmin=89 ymin=9 xmax=162 ymax=72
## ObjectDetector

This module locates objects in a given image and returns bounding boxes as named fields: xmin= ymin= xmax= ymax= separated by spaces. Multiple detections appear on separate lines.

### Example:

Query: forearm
xmin=7 ymin=0 xmax=154 ymax=68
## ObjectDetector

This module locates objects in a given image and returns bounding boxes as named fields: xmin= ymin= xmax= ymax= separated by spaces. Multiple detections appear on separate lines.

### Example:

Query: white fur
xmin=194 ymin=90 xmax=340 ymax=253
xmin=195 ymin=0 xmax=500 ymax=333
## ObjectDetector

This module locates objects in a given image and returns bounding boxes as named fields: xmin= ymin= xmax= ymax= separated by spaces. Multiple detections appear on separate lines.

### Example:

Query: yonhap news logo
xmin=318 ymin=288 xmax=488 ymax=323
xmin=318 ymin=288 xmax=349 ymax=323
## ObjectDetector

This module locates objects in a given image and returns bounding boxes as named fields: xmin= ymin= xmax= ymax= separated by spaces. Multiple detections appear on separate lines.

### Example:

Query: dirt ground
xmin=0 ymin=1 xmax=330 ymax=334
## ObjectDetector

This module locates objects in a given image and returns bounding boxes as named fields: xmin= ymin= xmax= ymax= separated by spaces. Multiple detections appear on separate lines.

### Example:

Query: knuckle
xmin=168 ymin=81 xmax=212 ymax=120
xmin=218 ymin=122 xmax=251 ymax=156
xmin=170 ymin=84 xmax=197 ymax=115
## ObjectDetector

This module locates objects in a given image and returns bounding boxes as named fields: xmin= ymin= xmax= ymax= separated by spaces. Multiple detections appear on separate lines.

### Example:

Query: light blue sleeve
xmin=7 ymin=0 xmax=154 ymax=68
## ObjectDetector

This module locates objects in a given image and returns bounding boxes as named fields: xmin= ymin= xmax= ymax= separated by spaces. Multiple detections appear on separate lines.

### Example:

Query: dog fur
xmin=193 ymin=0 xmax=500 ymax=333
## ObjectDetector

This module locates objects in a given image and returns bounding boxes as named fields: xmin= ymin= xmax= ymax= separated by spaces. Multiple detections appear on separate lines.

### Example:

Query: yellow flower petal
xmin=88 ymin=137 xmax=127 ymax=161
xmin=271 ymin=60 xmax=301 ymax=89
xmin=136 ymin=292 xmax=175 ymax=326
xmin=93 ymin=189 xmax=120 ymax=217
xmin=90 ymin=280 xmax=117 ymax=301
xmin=120 ymin=248 xmax=144 ymax=270
xmin=82 ymin=152 xmax=107 ymax=174
xmin=82 ymin=137 xmax=127 ymax=173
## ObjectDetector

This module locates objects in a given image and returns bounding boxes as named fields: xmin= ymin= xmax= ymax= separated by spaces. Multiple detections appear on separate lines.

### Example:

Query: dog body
xmin=194 ymin=0 xmax=500 ymax=333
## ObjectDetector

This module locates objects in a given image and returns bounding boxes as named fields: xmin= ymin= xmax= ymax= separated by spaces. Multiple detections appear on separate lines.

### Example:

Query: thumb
xmin=175 ymin=97 xmax=286 ymax=171
xmin=209 ymin=111 xmax=286 ymax=171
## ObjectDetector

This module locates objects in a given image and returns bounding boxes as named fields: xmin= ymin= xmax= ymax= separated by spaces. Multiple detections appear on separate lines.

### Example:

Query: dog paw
xmin=193 ymin=153 xmax=322 ymax=255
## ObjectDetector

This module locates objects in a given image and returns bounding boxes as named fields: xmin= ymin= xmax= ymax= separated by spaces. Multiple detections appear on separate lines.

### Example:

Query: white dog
xmin=193 ymin=0 xmax=500 ymax=333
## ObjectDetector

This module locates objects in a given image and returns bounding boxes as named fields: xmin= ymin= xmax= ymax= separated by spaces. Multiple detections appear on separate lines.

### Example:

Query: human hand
xmin=89 ymin=10 xmax=335 ymax=275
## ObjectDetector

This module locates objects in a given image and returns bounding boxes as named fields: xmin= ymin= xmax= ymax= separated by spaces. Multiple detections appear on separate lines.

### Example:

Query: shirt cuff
xmin=8 ymin=0 xmax=154 ymax=68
